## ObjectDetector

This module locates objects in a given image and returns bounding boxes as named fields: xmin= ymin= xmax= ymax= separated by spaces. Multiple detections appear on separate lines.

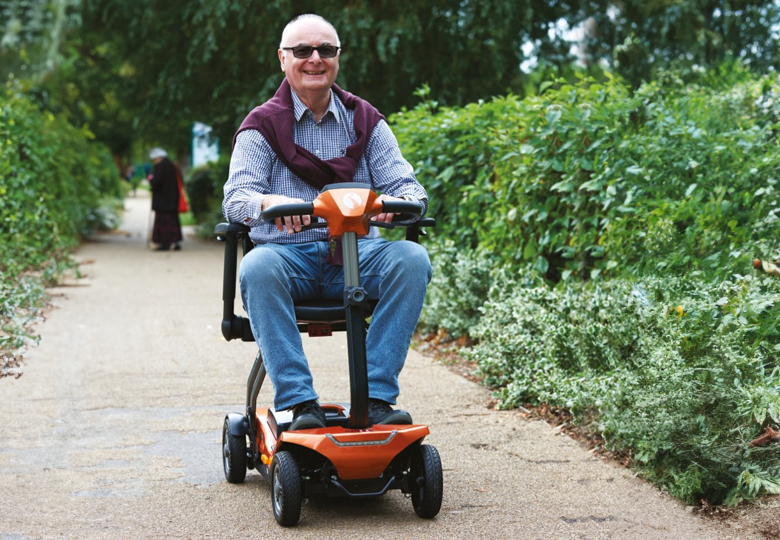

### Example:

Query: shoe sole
xmin=372 ymin=412 xmax=413 ymax=425
xmin=289 ymin=416 xmax=326 ymax=431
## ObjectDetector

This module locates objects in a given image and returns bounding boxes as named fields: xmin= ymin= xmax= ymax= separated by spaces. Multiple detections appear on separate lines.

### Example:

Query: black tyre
xmin=410 ymin=444 xmax=443 ymax=518
xmin=222 ymin=416 xmax=247 ymax=484
xmin=271 ymin=451 xmax=302 ymax=526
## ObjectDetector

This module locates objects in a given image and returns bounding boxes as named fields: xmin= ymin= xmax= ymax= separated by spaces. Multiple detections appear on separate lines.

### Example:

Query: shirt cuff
xmin=244 ymin=193 xmax=267 ymax=225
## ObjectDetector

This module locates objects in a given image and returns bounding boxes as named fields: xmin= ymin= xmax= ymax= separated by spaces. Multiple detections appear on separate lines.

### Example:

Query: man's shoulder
xmin=234 ymin=128 xmax=273 ymax=153
xmin=241 ymin=101 xmax=287 ymax=127
xmin=232 ymin=102 xmax=289 ymax=151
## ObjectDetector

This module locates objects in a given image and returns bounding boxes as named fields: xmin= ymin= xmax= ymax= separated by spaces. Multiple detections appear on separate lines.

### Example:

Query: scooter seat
xmin=294 ymin=299 xmax=376 ymax=321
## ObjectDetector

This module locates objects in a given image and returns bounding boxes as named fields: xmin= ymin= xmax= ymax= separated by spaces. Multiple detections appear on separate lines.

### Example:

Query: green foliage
xmin=0 ymin=90 xmax=122 ymax=357
xmin=419 ymin=243 xmax=498 ymax=339
xmin=74 ymin=0 xmax=602 ymax=149
xmin=461 ymin=272 xmax=780 ymax=505
xmin=409 ymin=67 xmax=780 ymax=505
xmin=392 ymin=71 xmax=780 ymax=283
xmin=6 ymin=1 xmax=778 ymax=158
xmin=593 ymin=1 xmax=780 ymax=86
xmin=0 ymin=0 xmax=82 ymax=83
xmin=420 ymin=241 xmax=544 ymax=339
xmin=184 ymin=155 xmax=229 ymax=238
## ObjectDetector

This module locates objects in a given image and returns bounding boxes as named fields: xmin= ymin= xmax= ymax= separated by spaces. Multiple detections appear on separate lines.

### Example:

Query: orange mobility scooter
xmin=215 ymin=183 xmax=442 ymax=526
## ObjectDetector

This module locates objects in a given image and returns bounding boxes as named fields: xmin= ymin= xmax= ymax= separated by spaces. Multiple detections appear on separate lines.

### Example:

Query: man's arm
xmin=223 ymin=130 xmax=272 ymax=227
xmin=364 ymin=120 xmax=428 ymax=222
xmin=223 ymin=130 xmax=311 ymax=234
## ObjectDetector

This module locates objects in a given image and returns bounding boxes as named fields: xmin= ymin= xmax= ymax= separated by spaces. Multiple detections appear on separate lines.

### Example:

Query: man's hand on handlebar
xmin=371 ymin=194 xmax=404 ymax=224
xmin=262 ymin=195 xmax=312 ymax=234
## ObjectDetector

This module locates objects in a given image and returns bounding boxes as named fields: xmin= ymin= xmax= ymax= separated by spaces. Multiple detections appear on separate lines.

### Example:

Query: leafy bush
xmin=0 ymin=91 xmax=123 ymax=360
xmin=419 ymin=241 xmax=542 ymax=339
xmin=465 ymin=271 xmax=780 ymax=505
xmin=419 ymin=243 xmax=498 ymax=339
xmin=391 ymin=72 xmax=780 ymax=283
xmin=399 ymin=69 xmax=780 ymax=506
xmin=184 ymin=155 xmax=229 ymax=237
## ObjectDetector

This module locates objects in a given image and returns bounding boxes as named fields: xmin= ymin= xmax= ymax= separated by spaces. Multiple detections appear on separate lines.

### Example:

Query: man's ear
xmin=278 ymin=49 xmax=285 ymax=72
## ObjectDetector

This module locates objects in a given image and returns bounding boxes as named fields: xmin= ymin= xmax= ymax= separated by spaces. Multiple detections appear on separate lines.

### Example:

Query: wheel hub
xmin=273 ymin=467 xmax=283 ymax=515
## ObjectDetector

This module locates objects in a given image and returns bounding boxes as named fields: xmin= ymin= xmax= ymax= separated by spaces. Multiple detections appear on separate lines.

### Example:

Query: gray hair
xmin=279 ymin=14 xmax=340 ymax=48
xmin=149 ymin=147 xmax=168 ymax=159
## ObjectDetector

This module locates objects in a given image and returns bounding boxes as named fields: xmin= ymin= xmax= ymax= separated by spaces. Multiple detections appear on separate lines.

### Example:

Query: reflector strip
xmin=326 ymin=430 xmax=397 ymax=447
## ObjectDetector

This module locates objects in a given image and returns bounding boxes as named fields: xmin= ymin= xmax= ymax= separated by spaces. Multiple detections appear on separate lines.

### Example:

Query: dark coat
xmin=150 ymin=158 xmax=180 ymax=213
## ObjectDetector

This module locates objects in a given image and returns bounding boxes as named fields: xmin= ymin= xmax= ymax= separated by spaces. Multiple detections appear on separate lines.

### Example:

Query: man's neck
xmin=297 ymin=89 xmax=331 ymax=122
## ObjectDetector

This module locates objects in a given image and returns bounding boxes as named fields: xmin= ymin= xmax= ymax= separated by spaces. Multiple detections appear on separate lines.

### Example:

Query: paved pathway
xmin=0 ymin=192 xmax=757 ymax=539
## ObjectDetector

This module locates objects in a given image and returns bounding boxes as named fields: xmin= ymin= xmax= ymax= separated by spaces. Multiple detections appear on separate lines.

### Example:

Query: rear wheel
xmin=222 ymin=416 xmax=247 ymax=483
xmin=271 ymin=451 xmax=302 ymax=526
xmin=410 ymin=444 xmax=443 ymax=518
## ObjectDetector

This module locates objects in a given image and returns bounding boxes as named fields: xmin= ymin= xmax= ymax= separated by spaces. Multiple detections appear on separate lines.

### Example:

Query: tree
xmin=580 ymin=0 xmax=780 ymax=85
xmin=6 ymin=0 xmax=779 ymax=157
xmin=70 ymin=0 xmax=561 ymax=151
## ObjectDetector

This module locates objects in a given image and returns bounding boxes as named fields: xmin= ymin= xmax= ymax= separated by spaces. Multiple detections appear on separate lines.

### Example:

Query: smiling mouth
xmin=303 ymin=70 xmax=325 ymax=75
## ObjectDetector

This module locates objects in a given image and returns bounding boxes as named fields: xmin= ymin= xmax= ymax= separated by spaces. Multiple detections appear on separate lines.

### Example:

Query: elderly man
xmin=223 ymin=14 xmax=431 ymax=431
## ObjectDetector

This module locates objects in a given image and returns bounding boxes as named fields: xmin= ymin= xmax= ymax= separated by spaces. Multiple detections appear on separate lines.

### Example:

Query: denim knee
xmin=397 ymin=241 xmax=432 ymax=283
xmin=239 ymin=246 xmax=288 ymax=294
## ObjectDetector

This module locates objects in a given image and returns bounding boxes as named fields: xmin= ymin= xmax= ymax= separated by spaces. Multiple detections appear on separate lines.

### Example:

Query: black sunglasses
xmin=282 ymin=44 xmax=341 ymax=59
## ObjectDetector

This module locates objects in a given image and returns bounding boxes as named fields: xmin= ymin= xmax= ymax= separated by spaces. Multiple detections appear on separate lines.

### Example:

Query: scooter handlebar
xmin=382 ymin=200 xmax=423 ymax=223
xmin=261 ymin=202 xmax=315 ymax=223
xmin=260 ymin=197 xmax=426 ymax=233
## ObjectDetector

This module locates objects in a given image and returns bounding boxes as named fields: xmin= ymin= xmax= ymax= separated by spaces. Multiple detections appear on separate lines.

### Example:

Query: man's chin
xmin=299 ymin=80 xmax=334 ymax=93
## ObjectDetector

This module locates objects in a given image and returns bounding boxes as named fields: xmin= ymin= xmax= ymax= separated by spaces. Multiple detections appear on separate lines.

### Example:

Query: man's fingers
xmin=264 ymin=196 xmax=311 ymax=233
xmin=371 ymin=212 xmax=397 ymax=223
xmin=274 ymin=214 xmax=311 ymax=233
xmin=284 ymin=216 xmax=295 ymax=234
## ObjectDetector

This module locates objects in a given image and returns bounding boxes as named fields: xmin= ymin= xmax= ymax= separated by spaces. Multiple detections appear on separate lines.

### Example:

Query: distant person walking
xmin=125 ymin=164 xmax=138 ymax=196
xmin=148 ymin=147 xmax=183 ymax=251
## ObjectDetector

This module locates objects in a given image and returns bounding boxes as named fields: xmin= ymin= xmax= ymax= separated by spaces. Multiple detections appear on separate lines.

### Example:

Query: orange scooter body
xmin=311 ymin=186 xmax=383 ymax=237
xmin=253 ymin=406 xmax=429 ymax=480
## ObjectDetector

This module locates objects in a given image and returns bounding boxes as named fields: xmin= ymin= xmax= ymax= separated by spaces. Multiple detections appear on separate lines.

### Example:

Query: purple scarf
xmin=232 ymin=79 xmax=385 ymax=190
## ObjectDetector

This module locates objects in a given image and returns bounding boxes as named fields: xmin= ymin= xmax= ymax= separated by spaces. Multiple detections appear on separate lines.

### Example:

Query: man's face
xmin=278 ymin=19 xmax=340 ymax=99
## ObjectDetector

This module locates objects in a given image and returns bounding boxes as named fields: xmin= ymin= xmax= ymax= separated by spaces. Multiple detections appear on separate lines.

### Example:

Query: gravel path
xmin=0 ymin=192 xmax=759 ymax=540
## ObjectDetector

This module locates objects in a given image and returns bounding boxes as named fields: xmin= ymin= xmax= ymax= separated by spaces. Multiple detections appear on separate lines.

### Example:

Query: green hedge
xmin=392 ymin=71 xmax=780 ymax=283
xmin=397 ymin=70 xmax=780 ymax=505
xmin=184 ymin=155 xmax=230 ymax=238
xmin=1 ymin=91 xmax=123 ymax=359
xmin=466 ymin=269 xmax=780 ymax=505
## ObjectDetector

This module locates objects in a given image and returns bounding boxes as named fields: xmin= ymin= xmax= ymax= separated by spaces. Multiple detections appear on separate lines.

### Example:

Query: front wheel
xmin=271 ymin=451 xmax=302 ymax=526
xmin=410 ymin=444 xmax=443 ymax=518
xmin=222 ymin=416 xmax=247 ymax=483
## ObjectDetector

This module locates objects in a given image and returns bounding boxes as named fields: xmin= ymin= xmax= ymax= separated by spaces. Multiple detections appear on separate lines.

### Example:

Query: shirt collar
xmin=291 ymin=88 xmax=342 ymax=124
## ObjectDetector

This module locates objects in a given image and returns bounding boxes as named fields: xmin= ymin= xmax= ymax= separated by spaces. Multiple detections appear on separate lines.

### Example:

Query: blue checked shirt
xmin=223 ymin=88 xmax=428 ymax=245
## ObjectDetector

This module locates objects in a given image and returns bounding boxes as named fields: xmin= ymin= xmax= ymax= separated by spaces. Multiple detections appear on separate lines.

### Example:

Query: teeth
xmin=304 ymin=71 xmax=325 ymax=75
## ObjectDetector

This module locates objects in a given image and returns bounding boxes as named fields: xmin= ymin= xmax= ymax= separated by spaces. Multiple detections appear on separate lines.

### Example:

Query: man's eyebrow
xmin=291 ymin=41 xmax=335 ymax=46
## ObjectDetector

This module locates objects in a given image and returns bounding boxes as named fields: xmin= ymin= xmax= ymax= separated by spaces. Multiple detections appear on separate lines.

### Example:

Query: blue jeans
xmin=239 ymin=238 xmax=432 ymax=411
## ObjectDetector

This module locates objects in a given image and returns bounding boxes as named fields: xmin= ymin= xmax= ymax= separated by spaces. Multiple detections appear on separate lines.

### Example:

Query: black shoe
xmin=368 ymin=399 xmax=413 ymax=425
xmin=173 ymin=243 xmax=182 ymax=251
xmin=289 ymin=400 xmax=326 ymax=431
xmin=154 ymin=244 xmax=170 ymax=251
